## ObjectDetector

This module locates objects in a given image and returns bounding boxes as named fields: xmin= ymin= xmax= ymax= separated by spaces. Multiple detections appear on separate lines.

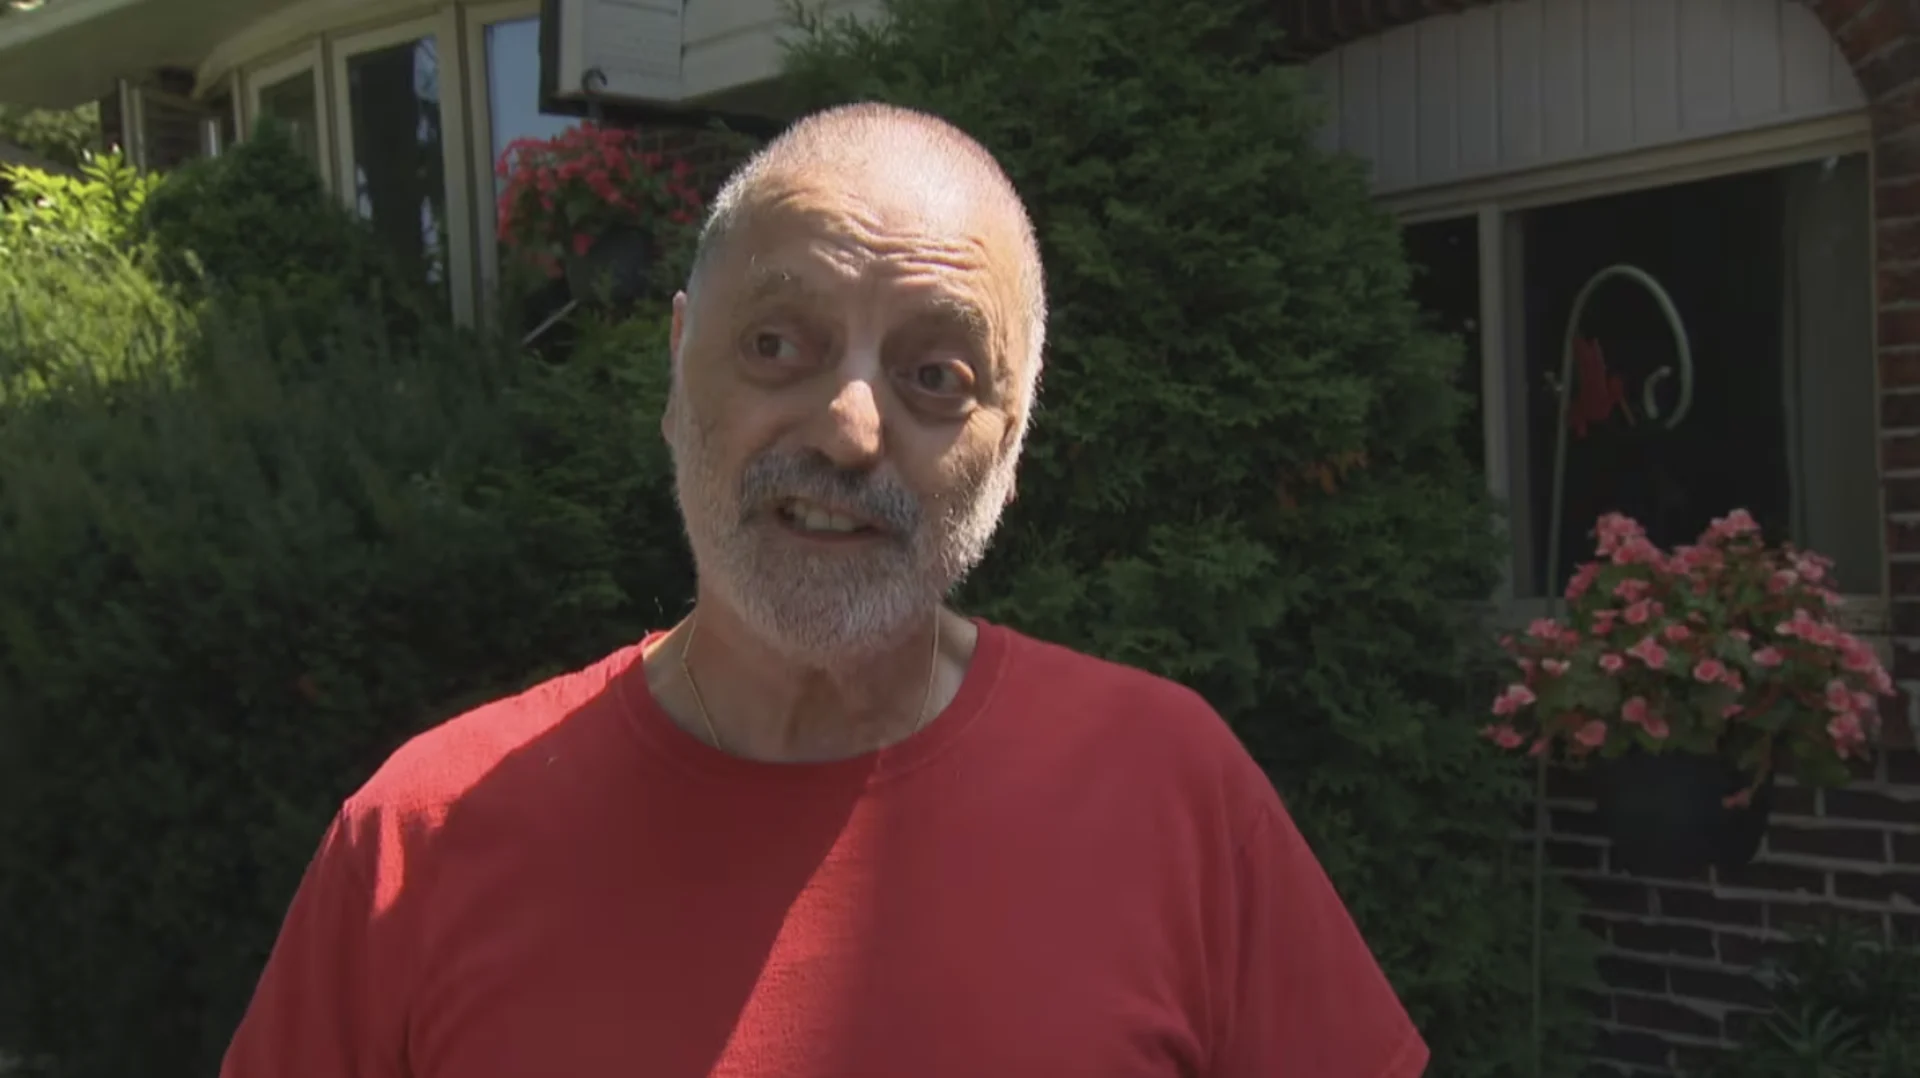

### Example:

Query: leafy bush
xmin=138 ymin=119 xmax=437 ymax=340
xmin=784 ymin=0 xmax=1595 ymax=1073
xmin=0 ymin=150 xmax=190 ymax=403
xmin=1702 ymin=924 xmax=1920 ymax=1077
xmin=0 ymin=302 xmax=685 ymax=1077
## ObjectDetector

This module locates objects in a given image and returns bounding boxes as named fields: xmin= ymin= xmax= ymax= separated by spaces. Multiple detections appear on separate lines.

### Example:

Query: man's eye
xmin=909 ymin=360 xmax=974 ymax=396
xmin=748 ymin=332 xmax=800 ymax=362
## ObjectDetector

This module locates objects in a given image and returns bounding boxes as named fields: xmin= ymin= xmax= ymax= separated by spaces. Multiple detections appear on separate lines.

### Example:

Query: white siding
xmin=1309 ymin=0 xmax=1864 ymax=194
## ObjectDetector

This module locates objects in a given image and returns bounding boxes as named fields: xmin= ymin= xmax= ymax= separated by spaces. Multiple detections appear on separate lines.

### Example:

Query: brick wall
xmin=1275 ymin=0 xmax=1920 ymax=1073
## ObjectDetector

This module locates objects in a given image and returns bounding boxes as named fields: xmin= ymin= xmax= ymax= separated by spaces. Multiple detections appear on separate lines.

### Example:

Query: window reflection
xmin=346 ymin=37 xmax=449 ymax=306
xmin=485 ymin=18 xmax=577 ymax=227
xmin=256 ymin=71 xmax=321 ymax=167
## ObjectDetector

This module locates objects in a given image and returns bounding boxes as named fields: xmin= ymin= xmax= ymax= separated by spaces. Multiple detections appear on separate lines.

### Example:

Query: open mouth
xmin=774 ymin=498 xmax=882 ymax=537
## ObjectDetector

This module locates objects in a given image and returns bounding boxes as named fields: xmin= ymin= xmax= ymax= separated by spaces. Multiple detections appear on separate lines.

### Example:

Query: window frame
xmin=329 ymin=11 xmax=477 ymax=326
xmin=1396 ymin=113 xmax=1888 ymax=634
xmin=241 ymin=42 xmax=333 ymax=190
xmin=462 ymin=0 xmax=545 ymax=314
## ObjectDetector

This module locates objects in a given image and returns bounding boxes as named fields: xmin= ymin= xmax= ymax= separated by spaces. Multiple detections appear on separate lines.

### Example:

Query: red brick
xmin=1598 ymin=955 xmax=1668 ymax=994
xmin=1836 ymin=0 xmax=1913 ymax=65
xmin=1834 ymin=869 xmax=1920 ymax=903
xmin=1658 ymin=887 xmax=1765 ymax=926
xmin=1883 ymin=218 xmax=1920 ymax=263
xmin=1718 ymin=929 xmax=1794 ymax=968
xmin=1716 ymin=861 xmax=1830 ymax=895
xmin=1893 ymin=600 xmax=1920 ymax=635
xmin=1859 ymin=39 xmax=1920 ymax=100
xmin=1887 ymin=476 xmax=1920 ymax=511
xmin=1812 ymin=0 xmax=1877 ymax=39
xmin=1881 ymin=308 xmax=1920 ymax=351
xmin=1886 ymin=434 xmax=1920 ymax=471
xmin=1878 ymin=174 xmax=1920 ymax=217
xmin=1827 ymin=787 xmax=1920 ymax=825
xmin=1593 ymin=1027 xmax=1672 ymax=1070
xmin=1670 ymin=966 xmax=1773 ymax=1009
xmin=1893 ymin=645 xmax=1920 ymax=678
xmin=1885 ymin=748 xmax=1920 ymax=782
xmin=1887 ymin=392 xmax=1920 ymax=429
xmin=1767 ymin=823 xmax=1889 ymax=862
xmin=1895 ymin=562 xmax=1920 ymax=596
xmin=1774 ymin=782 xmax=1820 ymax=817
xmin=1574 ymin=877 xmax=1652 ymax=916
xmin=1614 ymin=994 xmax=1723 ymax=1040
xmin=1612 ymin=920 xmax=1718 ymax=958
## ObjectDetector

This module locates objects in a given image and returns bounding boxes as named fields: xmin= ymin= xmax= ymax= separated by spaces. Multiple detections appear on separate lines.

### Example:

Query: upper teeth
xmin=787 ymin=501 xmax=863 ymax=533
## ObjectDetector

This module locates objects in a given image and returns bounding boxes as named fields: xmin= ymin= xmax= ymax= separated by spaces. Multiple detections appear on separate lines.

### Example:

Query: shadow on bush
xmin=138 ymin=119 xmax=439 ymax=346
xmin=0 ymin=298 xmax=690 ymax=1077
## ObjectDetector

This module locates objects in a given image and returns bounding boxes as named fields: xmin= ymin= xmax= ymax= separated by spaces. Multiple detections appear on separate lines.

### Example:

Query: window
xmin=1403 ymin=215 xmax=1485 ymax=472
xmin=251 ymin=66 xmax=324 ymax=169
xmin=485 ymin=17 xmax=577 ymax=214
xmin=1506 ymin=154 xmax=1881 ymax=599
xmin=342 ymin=35 xmax=451 ymax=308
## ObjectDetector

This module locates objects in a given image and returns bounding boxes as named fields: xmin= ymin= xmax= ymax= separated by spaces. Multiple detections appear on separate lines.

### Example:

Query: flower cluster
xmin=494 ymin=122 xmax=704 ymax=279
xmin=1483 ymin=510 xmax=1893 ymax=796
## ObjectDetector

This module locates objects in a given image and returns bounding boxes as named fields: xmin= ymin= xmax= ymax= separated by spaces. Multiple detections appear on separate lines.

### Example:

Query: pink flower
xmin=1693 ymin=658 xmax=1728 ymax=684
xmin=1825 ymin=679 xmax=1855 ymax=713
xmin=1481 ymin=724 xmax=1525 ymax=750
xmin=1767 ymin=569 xmax=1799 ymax=594
xmin=1624 ymin=598 xmax=1659 ymax=625
xmin=1575 ymin=720 xmax=1609 ymax=748
xmin=1541 ymin=658 xmax=1570 ymax=676
xmin=1599 ymin=653 xmax=1626 ymax=674
xmin=1612 ymin=537 xmax=1664 ymax=568
xmin=1643 ymin=714 xmax=1670 ymax=739
xmin=1752 ymin=647 xmax=1784 ymax=668
xmin=1492 ymin=683 xmax=1537 ymax=716
xmin=571 ymin=232 xmax=594 ymax=256
xmin=1706 ymin=509 xmax=1759 ymax=542
xmin=1614 ymin=578 xmax=1650 ymax=602
xmin=1566 ymin=562 xmax=1602 ymax=601
xmin=1663 ymin=623 xmax=1692 ymax=643
xmin=1627 ymin=636 xmax=1669 ymax=669
xmin=1621 ymin=697 xmax=1651 ymax=726
xmin=1793 ymin=553 xmax=1830 ymax=583
xmin=1595 ymin=513 xmax=1646 ymax=556
xmin=1722 ymin=703 xmax=1743 ymax=719
xmin=1828 ymin=712 xmax=1867 ymax=758
xmin=1526 ymin=618 xmax=1561 ymax=641
xmin=1729 ymin=628 xmax=1750 ymax=642
xmin=1593 ymin=610 xmax=1618 ymax=636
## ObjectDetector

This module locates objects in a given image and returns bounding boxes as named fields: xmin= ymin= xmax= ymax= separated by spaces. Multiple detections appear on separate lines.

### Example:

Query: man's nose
xmin=809 ymin=376 xmax=885 ymax=470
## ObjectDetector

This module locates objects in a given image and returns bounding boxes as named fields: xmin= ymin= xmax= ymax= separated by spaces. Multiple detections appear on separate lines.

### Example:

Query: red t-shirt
xmin=221 ymin=621 xmax=1427 ymax=1078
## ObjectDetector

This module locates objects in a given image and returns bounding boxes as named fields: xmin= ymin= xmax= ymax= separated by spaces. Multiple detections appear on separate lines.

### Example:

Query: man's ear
xmin=664 ymin=291 xmax=689 ymax=443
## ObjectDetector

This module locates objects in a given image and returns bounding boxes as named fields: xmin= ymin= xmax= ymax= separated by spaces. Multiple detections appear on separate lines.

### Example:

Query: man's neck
xmin=643 ymin=598 xmax=977 ymax=763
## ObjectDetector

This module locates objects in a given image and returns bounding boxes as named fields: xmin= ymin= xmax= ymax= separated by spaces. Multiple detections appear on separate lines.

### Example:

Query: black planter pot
xmin=1592 ymin=751 xmax=1774 ymax=877
xmin=564 ymin=225 xmax=655 ymax=308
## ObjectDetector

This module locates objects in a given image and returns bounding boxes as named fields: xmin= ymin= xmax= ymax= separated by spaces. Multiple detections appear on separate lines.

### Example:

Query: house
xmin=0 ymin=0 xmax=842 ymax=324
xmin=0 ymin=0 xmax=1914 ymax=1073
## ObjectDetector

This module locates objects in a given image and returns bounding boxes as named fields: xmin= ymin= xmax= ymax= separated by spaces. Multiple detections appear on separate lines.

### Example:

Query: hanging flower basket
xmin=1484 ymin=509 xmax=1893 ymax=877
xmin=494 ymin=122 xmax=704 ymax=307
xmin=563 ymin=223 xmax=655 ymax=308
xmin=1593 ymin=750 xmax=1774 ymax=876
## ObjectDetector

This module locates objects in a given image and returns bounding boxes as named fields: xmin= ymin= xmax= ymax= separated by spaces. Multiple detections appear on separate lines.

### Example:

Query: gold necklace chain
xmin=677 ymin=610 xmax=943 ymax=755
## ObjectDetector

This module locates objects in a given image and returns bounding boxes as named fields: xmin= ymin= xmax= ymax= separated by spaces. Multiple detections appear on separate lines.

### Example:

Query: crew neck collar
xmin=615 ymin=617 xmax=1013 ymax=786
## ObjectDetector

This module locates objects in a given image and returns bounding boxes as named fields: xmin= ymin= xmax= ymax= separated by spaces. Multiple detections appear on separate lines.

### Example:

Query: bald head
xmin=691 ymin=103 xmax=1048 ymax=389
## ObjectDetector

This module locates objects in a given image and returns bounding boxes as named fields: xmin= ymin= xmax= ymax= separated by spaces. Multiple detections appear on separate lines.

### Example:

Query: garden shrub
xmin=1700 ymin=923 xmax=1920 ymax=1077
xmin=0 ymin=302 xmax=687 ymax=1077
xmin=138 ymin=119 xmax=437 ymax=341
xmin=0 ymin=150 xmax=191 ymax=403
xmin=784 ymin=0 xmax=1596 ymax=1073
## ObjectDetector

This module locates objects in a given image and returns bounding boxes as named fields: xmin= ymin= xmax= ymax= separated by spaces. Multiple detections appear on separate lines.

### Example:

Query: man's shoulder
xmin=992 ymin=624 xmax=1270 ymax=791
xmin=343 ymin=641 xmax=650 ymax=821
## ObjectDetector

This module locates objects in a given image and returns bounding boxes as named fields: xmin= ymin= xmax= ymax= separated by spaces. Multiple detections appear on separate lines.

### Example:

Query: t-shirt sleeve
xmin=219 ymin=808 xmax=407 ymax=1078
xmin=1209 ymin=798 xmax=1430 ymax=1078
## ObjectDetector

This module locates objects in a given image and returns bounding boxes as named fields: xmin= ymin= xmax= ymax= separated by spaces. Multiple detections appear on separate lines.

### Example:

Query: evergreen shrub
xmin=784 ymin=0 xmax=1596 ymax=1072
xmin=0 ymin=303 xmax=685 ymax=1077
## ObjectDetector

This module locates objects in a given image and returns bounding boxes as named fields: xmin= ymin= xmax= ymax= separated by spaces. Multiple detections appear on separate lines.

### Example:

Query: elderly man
xmin=221 ymin=103 xmax=1428 ymax=1078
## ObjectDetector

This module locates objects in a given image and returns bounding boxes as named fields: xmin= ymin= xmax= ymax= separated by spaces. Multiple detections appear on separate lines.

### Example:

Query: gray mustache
xmin=738 ymin=451 xmax=921 ymax=535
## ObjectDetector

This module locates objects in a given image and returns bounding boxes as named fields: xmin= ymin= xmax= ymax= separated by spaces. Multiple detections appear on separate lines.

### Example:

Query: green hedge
xmin=0 ymin=298 xmax=688 ymax=1076
xmin=783 ymin=0 xmax=1596 ymax=1073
